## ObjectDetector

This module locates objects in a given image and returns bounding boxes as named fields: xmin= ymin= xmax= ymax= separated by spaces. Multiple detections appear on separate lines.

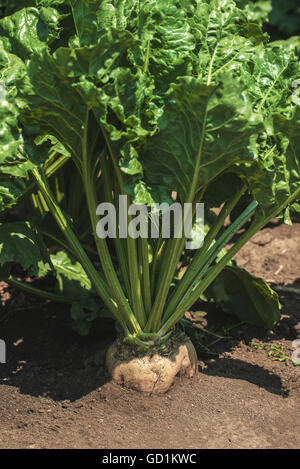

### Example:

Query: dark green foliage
xmin=0 ymin=1 xmax=299 ymax=340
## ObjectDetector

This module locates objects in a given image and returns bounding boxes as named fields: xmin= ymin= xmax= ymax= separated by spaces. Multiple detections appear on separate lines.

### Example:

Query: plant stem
xmin=145 ymin=106 xmax=210 ymax=332
xmin=101 ymin=125 xmax=146 ymax=327
xmin=159 ymin=186 xmax=300 ymax=335
xmin=150 ymin=233 xmax=163 ymax=297
xmin=5 ymin=277 xmax=73 ymax=304
xmin=40 ymin=229 xmax=77 ymax=256
xmin=145 ymin=187 xmax=207 ymax=332
xmin=24 ymin=154 xmax=70 ymax=202
xmin=163 ymin=200 xmax=258 ymax=325
xmin=81 ymin=109 xmax=141 ymax=334
xmin=140 ymin=237 xmax=152 ymax=316
xmin=100 ymin=152 xmax=131 ymax=299
xmin=31 ymin=167 xmax=136 ymax=335
xmin=163 ymin=186 xmax=247 ymax=318
xmin=145 ymin=237 xmax=186 ymax=332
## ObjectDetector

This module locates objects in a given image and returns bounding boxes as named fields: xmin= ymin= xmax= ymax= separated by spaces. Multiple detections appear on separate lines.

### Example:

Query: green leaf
xmin=268 ymin=0 xmax=300 ymax=37
xmin=142 ymin=75 xmax=262 ymax=199
xmin=18 ymin=28 xmax=158 ymax=171
xmin=206 ymin=266 xmax=281 ymax=329
xmin=231 ymin=46 xmax=300 ymax=215
xmin=190 ymin=0 xmax=266 ymax=78
xmin=248 ymin=46 xmax=299 ymax=116
xmin=239 ymin=109 xmax=300 ymax=217
xmin=235 ymin=0 xmax=271 ymax=25
xmin=0 ymin=221 xmax=50 ymax=276
xmin=69 ymin=0 xmax=115 ymax=46
xmin=202 ymin=173 xmax=244 ymax=208
xmin=271 ymin=36 xmax=300 ymax=58
xmin=70 ymin=299 xmax=114 ymax=336
xmin=47 ymin=250 xmax=114 ymax=335
xmin=0 ymin=7 xmax=61 ymax=59
xmin=133 ymin=0 xmax=196 ymax=90
xmin=70 ymin=302 xmax=97 ymax=336
xmin=0 ymin=177 xmax=28 ymax=213
xmin=0 ymin=79 xmax=23 ymax=164
xmin=235 ymin=0 xmax=300 ymax=37
xmin=51 ymin=250 xmax=92 ymax=293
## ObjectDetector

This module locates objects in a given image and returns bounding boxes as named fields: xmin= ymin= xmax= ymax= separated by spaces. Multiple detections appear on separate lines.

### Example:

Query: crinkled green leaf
xmin=0 ymin=177 xmax=29 ymax=214
xmin=69 ymin=0 xmax=116 ymax=46
xmin=247 ymin=46 xmax=299 ymax=116
xmin=235 ymin=46 xmax=300 ymax=215
xmin=142 ymin=76 xmax=262 ymax=199
xmin=0 ymin=74 xmax=33 ymax=212
xmin=132 ymin=0 xmax=196 ymax=90
xmin=190 ymin=0 xmax=266 ymax=79
xmin=11 ymin=0 xmax=299 ymax=215
xmin=18 ymin=29 xmax=158 ymax=170
xmin=20 ymin=48 xmax=88 ymax=167
xmin=0 ymin=81 xmax=23 ymax=162
xmin=271 ymin=36 xmax=300 ymax=57
xmin=0 ymin=7 xmax=61 ymax=59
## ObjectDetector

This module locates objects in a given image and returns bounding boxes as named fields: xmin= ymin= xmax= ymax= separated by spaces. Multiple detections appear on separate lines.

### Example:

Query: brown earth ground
xmin=0 ymin=220 xmax=299 ymax=449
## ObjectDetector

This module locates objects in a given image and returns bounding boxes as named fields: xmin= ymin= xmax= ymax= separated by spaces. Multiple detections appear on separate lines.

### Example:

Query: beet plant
xmin=0 ymin=0 xmax=299 ymax=392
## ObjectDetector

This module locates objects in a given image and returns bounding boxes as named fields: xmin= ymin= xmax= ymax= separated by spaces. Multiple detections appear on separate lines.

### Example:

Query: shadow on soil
xmin=0 ymin=279 xmax=299 ymax=401
xmin=0 ymin=296 xmax=115 ymax=401
xmin=201 ymin=358 xmax=287 ymax=397
xmin=189 ymin=280 xmax=300 ymax=398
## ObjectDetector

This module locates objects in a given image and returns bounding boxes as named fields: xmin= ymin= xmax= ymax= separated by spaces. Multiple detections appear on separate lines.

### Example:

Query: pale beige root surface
xmin=106 ymin=336 xmax=198 ymax=394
